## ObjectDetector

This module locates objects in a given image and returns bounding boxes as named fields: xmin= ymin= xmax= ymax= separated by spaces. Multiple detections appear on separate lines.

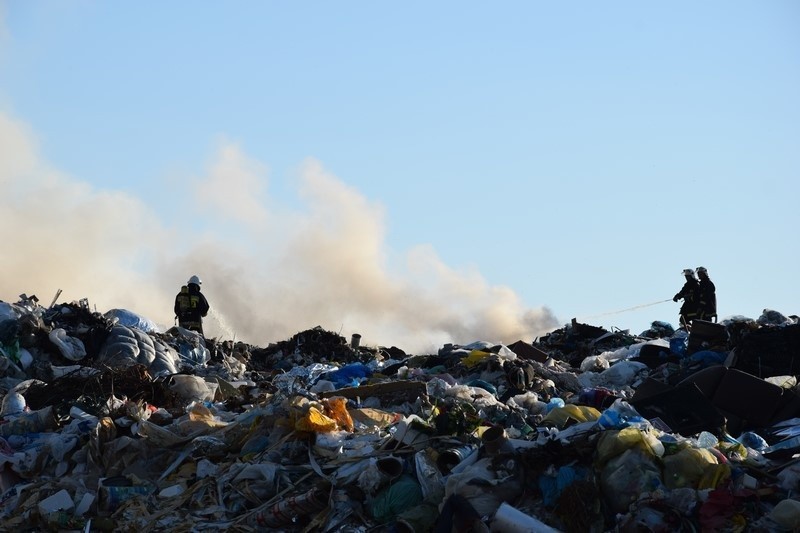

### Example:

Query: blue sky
xmin=1 ymin=2 xmax=798 ymax=353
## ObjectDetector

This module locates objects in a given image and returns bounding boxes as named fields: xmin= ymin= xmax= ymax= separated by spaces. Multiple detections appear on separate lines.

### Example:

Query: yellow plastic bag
xmin=698 ymin=462 xmax=731 ymax=490
xmin=596 ymin=427 xmax=665 ymax=466
xmin=462 ymin=350 xmax=491 ymax=368
xmin=295 ymin=406 xmax=338 ymax=433
xmin=662 ymin=447 xmax=720 ymax=489
xmin=541 ymin=404 xmax=601 ymax=429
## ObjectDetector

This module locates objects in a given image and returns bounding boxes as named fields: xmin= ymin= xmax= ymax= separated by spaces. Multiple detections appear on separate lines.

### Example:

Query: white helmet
xmin=188 ymin=275 xmax=202 ymax=285
xmin=682 ymin=268 xmax=695 ymax=277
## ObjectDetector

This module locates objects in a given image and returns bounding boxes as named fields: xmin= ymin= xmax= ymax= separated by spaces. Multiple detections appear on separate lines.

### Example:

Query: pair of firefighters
xmin=673 ymin=267 xmax=716 ymax=327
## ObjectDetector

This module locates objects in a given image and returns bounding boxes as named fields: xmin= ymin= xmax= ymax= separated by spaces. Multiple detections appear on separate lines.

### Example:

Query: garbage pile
xmin=2 ymin=293 xmax=800 ymax=532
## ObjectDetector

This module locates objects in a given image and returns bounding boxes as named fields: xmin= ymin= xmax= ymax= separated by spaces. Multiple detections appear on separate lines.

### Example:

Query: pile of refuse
xmin=1 ymin=293 xmax=800 ymax=532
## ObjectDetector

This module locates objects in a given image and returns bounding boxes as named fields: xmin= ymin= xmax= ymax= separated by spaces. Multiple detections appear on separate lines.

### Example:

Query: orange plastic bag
xmin=322 ymin=397 xmax=355 ymax=432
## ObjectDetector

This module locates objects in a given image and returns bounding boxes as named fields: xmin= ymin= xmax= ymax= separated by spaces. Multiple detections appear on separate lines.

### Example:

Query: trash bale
xmin=94 ymin=325 xmax=183 ymax=376
xmin=730 ymin=322 xmax=800 ymax=378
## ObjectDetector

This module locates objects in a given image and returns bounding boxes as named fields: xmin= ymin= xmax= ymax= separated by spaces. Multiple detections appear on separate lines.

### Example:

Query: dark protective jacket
xmin=697 ymin=278 xmax=717 ymax=320
xmin=174 ymin=283 xmax=210 ymax=334
xmin=674 ymin=278 xmax=700 ymax=323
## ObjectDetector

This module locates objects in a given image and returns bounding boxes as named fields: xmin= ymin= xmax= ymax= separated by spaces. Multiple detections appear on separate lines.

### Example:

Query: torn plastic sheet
xmin=104 ymin=308 xmax=160 ymax=334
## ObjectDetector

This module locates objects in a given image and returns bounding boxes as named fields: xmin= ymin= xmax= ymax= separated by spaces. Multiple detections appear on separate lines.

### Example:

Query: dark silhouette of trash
xmin=320 ymin=379 xmax=426 ymax=406
xmin=350 ymin=333 xmax=361 ymax=349
xmin=631 ymin=382 xmax=725 ymax=436
xmin=506 ymin=339 xmax=549 ymax=362
xmin=687 ymin=319 xmax=728 ymax=354
xmin=636 ymin=342 xmax=679 ymax=368
xmin=730 ymin=322 xmax=800 ymax=377
xmin=678 ymin=366 xmax=787 ymax=434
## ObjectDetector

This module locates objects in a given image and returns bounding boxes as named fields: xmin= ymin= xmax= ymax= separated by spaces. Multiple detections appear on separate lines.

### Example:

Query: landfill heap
xmin=1 ymin=294 xmax=800 ymax=532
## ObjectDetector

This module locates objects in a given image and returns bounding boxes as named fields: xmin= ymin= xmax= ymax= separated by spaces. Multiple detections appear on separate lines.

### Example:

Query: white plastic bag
xmin=170 ymin=375 xmax=217 ymax=402
xmin=48 ymin=328 xmax=87 ymax=361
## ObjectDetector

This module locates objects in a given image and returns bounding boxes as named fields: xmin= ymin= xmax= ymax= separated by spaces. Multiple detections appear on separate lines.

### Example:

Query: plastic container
xmin=481 ymin=426 xmax=512 ymax=455
xmin=491 ymin=502 xmax=560 ymax=532
xmin=0 ymin=391 xmax=26 ymax=416
xmin=377 ymin=456 xmax=404 ymax=480
xmin=252 ymin=486 xmax=328 ymax=528
xmin=436 ymin=444 xmax=477 ymax=474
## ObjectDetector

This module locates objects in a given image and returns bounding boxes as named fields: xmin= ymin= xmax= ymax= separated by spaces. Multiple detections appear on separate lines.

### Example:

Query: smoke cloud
xmin=0 ymin=112 xmax=558 ymax=354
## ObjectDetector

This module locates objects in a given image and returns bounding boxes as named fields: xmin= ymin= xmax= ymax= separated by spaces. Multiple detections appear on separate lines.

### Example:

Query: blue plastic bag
xmin=669 ymin=331 xmax=688 ymax=357
xmin=325 ymin=362 xmax=372 ymax=388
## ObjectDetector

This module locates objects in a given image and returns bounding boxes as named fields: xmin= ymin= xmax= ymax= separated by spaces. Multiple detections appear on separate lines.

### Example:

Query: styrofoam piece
xmin=38 ymin=489 xmax=74 ymax=516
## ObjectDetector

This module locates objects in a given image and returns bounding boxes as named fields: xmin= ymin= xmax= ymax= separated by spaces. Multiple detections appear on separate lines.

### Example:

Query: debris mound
xmin=1 ymin=293 xmax=799 ymax=532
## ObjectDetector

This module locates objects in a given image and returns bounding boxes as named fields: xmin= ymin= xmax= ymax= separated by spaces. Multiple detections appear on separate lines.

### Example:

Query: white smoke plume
xmin=0 ymin=112 xmax=558 ymax=354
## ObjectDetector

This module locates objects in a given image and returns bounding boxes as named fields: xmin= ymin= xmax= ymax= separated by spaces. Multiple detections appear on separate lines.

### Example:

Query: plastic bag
xmin=662 ymin=447 xmax=723 ymax=489
xmin=461 ymin=350 xmax=491 ymax=368
xmin=580 ymin=355 xmax=610 ymax=372
xmin=324 ymin=363 xmax=372 ymax=387
xmin=596 ymin=427 xmax=665 ymax=466
xmin=295 ymin=406 xmax=338 ymax=433
xmin=170 ymin=375 xmax=217 ymax=402
xmin=370 ymin=474 xmax=423 ymax=524
xmin=768 ymin=498 xmax=800 ymax=530
xmin=541 ymin=404 xmax=601 ymax=429
xmin=538 ymin=465 xmax=589 ymax=507
xmin=48 ymin=328 xmax=87 ymax=361
xmin=600 ymin=447 xmax=663 ymax=513
xmin=688 ymin=350 xmax=726 ymax=366
xmin=596 ymin=398 xmax=648 ymax=430
xmin=104 ymin=308 xmax=160 ymax=333
xmin=321 ymin=396 xmax=354 ymax=432
xmin=240 ymin=434 xmax=271 ymax=458
xmin=670 ymin=330 xmax=688 ymax=356
xmin=355 ymin=458 xmax=384 ymax=494
xmin=415 ymin=449 xmax=445 ymax=502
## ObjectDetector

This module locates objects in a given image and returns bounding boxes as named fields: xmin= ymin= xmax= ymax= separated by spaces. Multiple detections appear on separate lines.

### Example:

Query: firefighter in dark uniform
xmin=696 ymin=266 xmax=717 ymax=322
xmin=673 ymin=268 xmax=699 ymax=328
xmin=174 ymin=275 xmax=210 ymax=335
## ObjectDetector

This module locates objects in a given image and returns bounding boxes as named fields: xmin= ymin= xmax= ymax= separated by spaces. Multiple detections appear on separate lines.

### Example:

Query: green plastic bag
xmin=370 ymin=474 xmax=424 ymax=524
